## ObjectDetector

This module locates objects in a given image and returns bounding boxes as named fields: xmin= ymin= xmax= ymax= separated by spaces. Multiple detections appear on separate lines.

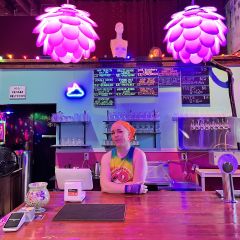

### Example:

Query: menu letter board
xmin=94 ymin=97 xmax=115 ymax=107
xmin=159 ymin=67 xmax=181 ymax=87
xmin=181 ymin=66 xmax=210 ymax=106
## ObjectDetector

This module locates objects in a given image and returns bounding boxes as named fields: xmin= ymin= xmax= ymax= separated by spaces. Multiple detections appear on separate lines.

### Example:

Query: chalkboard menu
xmin=181 ymin=66 xmax=210 ymax=105
xmin=93 ymin=97 xmax=115 ymax=107
xmin=93 ymin=66 xmax=210 ymax=107
xmin=177 ymin=117 xmax=238 ymax=150
xmin=94 ymin=68 xmax=159 ymax=106
xmin=159 ymin=67 xmax=181 ymax=87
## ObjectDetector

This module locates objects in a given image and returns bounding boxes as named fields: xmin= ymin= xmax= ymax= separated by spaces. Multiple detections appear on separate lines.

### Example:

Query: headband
xmin=113 ymin=120 xmax=136 ymax=141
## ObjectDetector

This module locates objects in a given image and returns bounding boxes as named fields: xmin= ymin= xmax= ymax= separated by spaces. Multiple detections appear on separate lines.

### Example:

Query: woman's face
xmin=111 ymin=123 xmax=130 ymax=146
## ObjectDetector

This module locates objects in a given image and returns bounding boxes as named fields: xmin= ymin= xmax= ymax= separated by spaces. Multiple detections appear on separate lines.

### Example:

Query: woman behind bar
xmin=100 ymin=120 xmax=148 ymax=194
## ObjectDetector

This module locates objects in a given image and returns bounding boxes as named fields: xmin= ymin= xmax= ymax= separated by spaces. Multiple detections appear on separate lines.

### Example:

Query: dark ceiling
xmin=0 ymin=0 xmax=78 ymax=16
xmin=0 ymin=0 xmax=230 ymax=16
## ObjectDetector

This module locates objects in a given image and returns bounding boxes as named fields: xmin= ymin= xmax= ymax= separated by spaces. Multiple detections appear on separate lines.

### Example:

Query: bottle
xmin=94 ymin=161 xmax=100 ymax=178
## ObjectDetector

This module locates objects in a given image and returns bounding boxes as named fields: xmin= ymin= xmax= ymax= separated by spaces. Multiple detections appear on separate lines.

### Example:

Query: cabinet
xmin=103 ymin=110 xmax=160 ymax=148
xmin=51 ymin=111 xmax=90 ymax=148
xmin=0 ymin=169 xmax=23 ymax=217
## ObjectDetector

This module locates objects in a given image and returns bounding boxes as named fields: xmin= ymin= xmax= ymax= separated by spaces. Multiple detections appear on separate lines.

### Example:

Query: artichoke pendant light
xmin=33 ymin=3 xmax=99 ymax=63
xmin=164 ymin=4 xmax=228 ymax=64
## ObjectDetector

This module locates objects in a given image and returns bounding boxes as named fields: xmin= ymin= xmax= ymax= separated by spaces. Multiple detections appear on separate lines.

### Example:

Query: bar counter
xmin=1 ymin=191 xmax=240 ymax=240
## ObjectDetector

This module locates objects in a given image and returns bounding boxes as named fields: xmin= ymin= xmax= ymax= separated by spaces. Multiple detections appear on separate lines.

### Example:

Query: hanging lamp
xmin=33 ymin=3 xmax=99 ymax=63
xmin=164 ymin=4 xmax=227 ymax=64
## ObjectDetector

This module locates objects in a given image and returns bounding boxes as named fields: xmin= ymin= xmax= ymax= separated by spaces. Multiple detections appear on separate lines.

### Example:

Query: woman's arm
xmin=132 ymin=147 xmax=148 ymax=183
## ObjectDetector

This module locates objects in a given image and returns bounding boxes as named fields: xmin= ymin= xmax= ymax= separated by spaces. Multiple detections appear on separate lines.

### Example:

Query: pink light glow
xmin=164 ymin=5 xmax=227 ymax=64
xmin=33 ymin=4 xmax=99 ymax=63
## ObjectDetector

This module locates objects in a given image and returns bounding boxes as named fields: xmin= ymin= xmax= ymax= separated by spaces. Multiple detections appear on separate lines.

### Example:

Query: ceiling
xmin=0 ymin=1 xmax=229 ymax=16
xmin=0 ymin=0 xmax=76 ymax=16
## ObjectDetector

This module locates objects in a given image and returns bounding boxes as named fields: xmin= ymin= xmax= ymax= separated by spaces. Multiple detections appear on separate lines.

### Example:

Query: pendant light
xmin=164 ymin=3 xmax=227 ymax=64
xmin=33 ymin=3 xmax=99 ymax=63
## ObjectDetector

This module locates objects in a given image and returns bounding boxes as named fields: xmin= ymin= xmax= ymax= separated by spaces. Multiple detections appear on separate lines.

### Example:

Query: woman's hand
xmin=125 ymin=183 xmax=148 ymax=194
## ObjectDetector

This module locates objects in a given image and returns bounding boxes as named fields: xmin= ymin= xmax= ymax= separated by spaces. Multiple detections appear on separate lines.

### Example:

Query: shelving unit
xmin=103 ymin=110 xmax=160 ymax=148
xmin=51 ymin=111 xmax=90 ymax=149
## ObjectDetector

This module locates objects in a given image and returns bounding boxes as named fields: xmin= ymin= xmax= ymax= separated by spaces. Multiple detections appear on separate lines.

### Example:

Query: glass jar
xmin=25 ymin=182 xmax=50 ymax=213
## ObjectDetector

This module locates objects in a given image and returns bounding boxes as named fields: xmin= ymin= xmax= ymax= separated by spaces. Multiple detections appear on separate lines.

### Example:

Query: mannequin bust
xmin=110 ymin=22 xmax=128 ymax=58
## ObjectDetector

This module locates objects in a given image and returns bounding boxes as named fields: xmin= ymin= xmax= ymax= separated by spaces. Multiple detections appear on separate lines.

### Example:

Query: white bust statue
xmin=110 ymin=22 xmax=128 ymax=58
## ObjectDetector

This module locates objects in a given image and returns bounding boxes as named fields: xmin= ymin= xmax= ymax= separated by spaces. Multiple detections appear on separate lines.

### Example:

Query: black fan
xmin=0 ymin=147 xmax=19 ymax=177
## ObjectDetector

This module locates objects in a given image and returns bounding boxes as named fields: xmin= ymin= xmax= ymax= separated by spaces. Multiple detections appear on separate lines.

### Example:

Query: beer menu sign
xmin=94 ymin=68 xmax=159 ymax=106
xmin=94 ymin=66 xmax=210 ymax=107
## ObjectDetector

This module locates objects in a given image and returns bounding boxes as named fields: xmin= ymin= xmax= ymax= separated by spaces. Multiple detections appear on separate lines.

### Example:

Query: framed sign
xmin=9 ymin=86 xmax=26 ymax=100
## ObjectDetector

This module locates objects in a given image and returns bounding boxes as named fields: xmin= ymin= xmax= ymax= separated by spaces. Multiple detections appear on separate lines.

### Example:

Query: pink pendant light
xmin=164 ymin=5 xmax=227 ymax=64
xmin=33 ymin=4 xmax=99 ymax=63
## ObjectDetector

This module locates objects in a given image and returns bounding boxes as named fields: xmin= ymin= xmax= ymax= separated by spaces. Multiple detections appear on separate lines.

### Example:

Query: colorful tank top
xmin=110 ymin=146 xmax=134 ymax=183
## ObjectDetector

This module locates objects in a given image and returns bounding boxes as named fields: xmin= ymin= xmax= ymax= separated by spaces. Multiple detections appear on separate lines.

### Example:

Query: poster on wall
xmin=0 ymin=121 xmax=6 ymax=145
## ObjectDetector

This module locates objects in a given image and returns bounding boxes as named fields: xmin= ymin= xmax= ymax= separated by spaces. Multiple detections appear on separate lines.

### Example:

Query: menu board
xmin=93 ymin=97 xmax=115 ymax=107
xmin=94 ymin=68 xmax=159 ymax=106
xmin=93 ymin=66 xmax=210 ymax=107
xmin=159 ymin=67 xmax=181 ymax=87
xmin=181 ymin=66 xmax=210 ymax=105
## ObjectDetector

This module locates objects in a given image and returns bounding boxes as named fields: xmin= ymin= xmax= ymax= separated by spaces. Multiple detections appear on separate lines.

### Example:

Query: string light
xmin=6 ymin=54 xmax=13 ymax=59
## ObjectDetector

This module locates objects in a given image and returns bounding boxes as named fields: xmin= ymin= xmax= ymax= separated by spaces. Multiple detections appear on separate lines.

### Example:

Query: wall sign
xmin=181 ymin=66 xmax=210 ymax=106
xmin=93 ymin=66 xmax=210 ymax=107
xmin=9 ymin=86 xmax=26 ymax=100
xmin=93 ymin=68 xmax=159 ymax=106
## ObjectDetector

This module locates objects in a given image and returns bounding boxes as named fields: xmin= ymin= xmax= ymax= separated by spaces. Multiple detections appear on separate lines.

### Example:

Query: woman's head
xmin=111 ymin=120 xmax=136 ymax=146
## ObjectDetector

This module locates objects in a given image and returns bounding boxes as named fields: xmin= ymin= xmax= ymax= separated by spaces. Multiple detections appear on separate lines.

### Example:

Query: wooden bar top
xmin=1 ymin=191 xmax=240 ymax=240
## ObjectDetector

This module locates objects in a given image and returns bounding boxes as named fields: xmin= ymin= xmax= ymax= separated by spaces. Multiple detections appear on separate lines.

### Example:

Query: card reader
xmin=2 ymin=212 xmax=25 ymax=232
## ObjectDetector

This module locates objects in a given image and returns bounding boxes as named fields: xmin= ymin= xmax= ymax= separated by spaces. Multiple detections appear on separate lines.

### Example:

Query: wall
xmin=0 ymin=63 xmax=239 ymax=182
xmin=226 ymin=0 xmax=240 ymax=53
xmin=0 ymin=65 xmax=239 ymax=149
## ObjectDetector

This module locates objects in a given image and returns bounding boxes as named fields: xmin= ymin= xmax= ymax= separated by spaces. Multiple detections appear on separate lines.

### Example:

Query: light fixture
xmin=164 ymin=4 xmax=227 ymax=64
xmin=33 ymin=4 xmax=99 ymax=63
xmin=66 ymin=83 xmax=85 ymax=98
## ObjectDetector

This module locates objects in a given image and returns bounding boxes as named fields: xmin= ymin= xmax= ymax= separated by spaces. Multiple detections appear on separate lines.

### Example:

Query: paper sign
xmin=9 ymin=86 xmax=26 ymax=99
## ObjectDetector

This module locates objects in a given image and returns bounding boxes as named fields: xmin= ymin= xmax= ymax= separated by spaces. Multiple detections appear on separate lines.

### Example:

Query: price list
xmin=181 ymin=66 xmax=210 ymax=105
xmin=94 ymin=69 xmax=115 ymax=106
xmin=94 ymin=68 xmax=159 ymax=106
xmin=93 ymin=66 xmax=210 ymax=106
xmin=158 ymin=67 xmax=181 ymax=87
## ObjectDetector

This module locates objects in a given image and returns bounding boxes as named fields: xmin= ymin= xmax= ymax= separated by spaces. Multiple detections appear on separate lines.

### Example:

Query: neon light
xmin=66 ymin=83 xmax=85 ymax=98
